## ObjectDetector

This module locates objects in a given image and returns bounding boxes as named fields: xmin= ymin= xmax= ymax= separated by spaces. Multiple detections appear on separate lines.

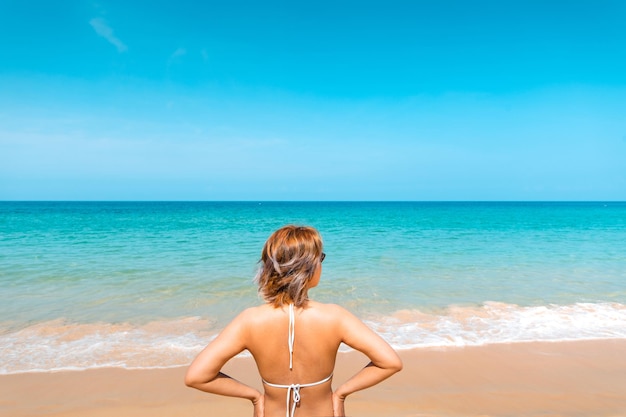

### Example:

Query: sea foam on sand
xmin=2 ymin=302 xmax=626 ymax=374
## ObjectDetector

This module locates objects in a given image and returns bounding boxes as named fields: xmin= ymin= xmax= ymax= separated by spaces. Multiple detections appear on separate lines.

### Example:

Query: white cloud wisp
xmin=89 ymin=18 xmax=128 ymax=52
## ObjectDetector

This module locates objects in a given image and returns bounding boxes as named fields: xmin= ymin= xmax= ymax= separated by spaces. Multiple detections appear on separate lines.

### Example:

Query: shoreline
xmin=2 ymin=339 xmax=625 ymax=417
xmin=5 ymin=301 xmax=626 ymax=375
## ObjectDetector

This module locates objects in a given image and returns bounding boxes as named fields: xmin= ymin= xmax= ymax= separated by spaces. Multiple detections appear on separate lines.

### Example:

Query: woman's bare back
xmin=244 ymin=301 xmax=343 ymax=416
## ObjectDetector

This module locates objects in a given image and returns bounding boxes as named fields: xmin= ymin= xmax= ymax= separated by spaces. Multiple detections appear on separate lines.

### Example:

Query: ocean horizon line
xmin=2 ymin=200 xmax=625 ymax=203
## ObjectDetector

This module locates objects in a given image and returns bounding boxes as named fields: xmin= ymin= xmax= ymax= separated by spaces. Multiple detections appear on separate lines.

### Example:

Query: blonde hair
xmin=255 ymin=225 xmax=324 ymax=307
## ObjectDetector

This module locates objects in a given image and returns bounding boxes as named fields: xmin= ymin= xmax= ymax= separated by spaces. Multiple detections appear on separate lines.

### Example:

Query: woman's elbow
xmin=184 ymin=373 xmax=197 ymax=388
xmin=374 ymin=354 xmax=403 ymax=376
xmin=392 ymin=357 xmax=403 ymax=373
xmin=387 ymin=354 xmax=403 ymax=374
xmin=184 ymin=369 xmax=205 ymax=388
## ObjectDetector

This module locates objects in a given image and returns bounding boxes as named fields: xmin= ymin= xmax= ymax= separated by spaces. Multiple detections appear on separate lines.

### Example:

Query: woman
xmin=185 ymin=225 xmax=402 ymax=417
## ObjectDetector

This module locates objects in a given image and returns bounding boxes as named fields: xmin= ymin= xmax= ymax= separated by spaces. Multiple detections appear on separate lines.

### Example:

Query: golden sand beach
xmin=2 ymin=339 xmax=625 ymax=417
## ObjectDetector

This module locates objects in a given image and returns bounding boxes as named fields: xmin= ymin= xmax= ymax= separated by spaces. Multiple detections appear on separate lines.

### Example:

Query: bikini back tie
xmin=263 ymin=374 xmax=333 ymax=417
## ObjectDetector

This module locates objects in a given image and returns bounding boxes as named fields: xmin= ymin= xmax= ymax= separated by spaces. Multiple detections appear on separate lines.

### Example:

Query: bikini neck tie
xmin=288 ymin=303 xmax=295 ymax=370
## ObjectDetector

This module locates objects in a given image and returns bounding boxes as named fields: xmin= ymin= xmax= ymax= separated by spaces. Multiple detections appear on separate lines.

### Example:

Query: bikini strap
xmin=288 ymin=303 xmax=295 ymax=370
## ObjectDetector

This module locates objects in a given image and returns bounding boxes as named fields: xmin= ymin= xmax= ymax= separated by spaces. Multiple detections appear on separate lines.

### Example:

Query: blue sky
xmin=1 ymin=0 xmax=625 ymax=200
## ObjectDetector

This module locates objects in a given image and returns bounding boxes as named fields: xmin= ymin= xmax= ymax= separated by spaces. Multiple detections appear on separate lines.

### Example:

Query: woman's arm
xmin=331 ymin=306 xmax=403 ymax=416
xmin=185 ymin=309 xmax=264 ymax=416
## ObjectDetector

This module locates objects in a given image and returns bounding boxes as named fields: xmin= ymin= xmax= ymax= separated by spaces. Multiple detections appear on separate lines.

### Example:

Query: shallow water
xmin=1 ymin=201 xmax=625 ymax=373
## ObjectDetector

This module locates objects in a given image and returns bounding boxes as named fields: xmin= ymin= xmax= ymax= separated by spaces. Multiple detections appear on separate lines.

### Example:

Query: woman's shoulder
xmin=306 ymin=301 xmax=356 ymax=321
xmin=238 ymin=303 xmax=276 ymax=320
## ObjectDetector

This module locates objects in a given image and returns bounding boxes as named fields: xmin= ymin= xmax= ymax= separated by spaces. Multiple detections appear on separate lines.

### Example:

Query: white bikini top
xmin=261 ymin=303 xmax=333 ymax=417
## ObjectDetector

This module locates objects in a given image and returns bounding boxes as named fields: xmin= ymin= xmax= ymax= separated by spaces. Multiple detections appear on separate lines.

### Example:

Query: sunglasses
xmin=321 ymin=252 xmax=326 ymax=263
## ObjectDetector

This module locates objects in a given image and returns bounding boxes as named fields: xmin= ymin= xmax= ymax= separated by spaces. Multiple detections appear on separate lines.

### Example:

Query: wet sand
xmin=2 ymin=339 xmax=625 ymax=417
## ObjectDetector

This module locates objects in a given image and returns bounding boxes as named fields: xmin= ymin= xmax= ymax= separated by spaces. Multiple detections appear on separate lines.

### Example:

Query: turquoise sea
xmin=1 ymin=201 xmax=625 ymax=374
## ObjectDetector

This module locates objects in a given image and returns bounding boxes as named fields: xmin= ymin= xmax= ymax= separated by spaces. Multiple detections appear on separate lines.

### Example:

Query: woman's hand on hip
xmin=332 ymin=392 xmax=345 ymax=417
xmin=252 ymin=392 xmax=265 ymax=417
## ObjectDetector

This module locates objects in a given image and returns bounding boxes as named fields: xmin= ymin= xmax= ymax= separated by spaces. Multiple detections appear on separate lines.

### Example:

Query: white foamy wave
xmin=3 ymin=302 xmax=626 ymax=374
xmin=0 ymin=317 xmax=219 ymax=374
xmin=366 ymin=302 xmax=626 ymax=349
